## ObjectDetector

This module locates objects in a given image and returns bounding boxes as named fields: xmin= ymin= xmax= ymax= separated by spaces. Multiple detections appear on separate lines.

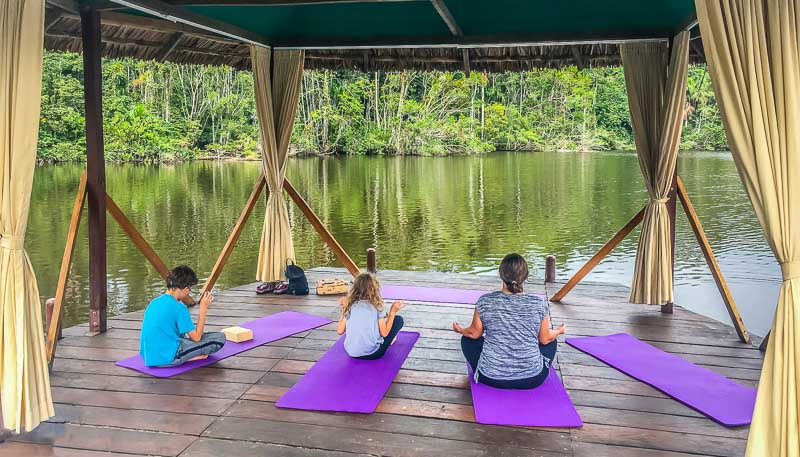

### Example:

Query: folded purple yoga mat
xmin=468 ymin=365 xmax=582 ymax=427
xmin=116 ymin=311 xmax=332 ymax=378
xmin=276 ymin=331 xmax=420 ymax=413
xmin=381 ymin=284 xmax=545 ymax=305
xmin=566 ymin=333 xmax=756 ymax=426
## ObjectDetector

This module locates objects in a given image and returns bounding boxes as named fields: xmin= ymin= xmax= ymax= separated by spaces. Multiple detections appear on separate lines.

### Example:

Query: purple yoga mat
xmin=381 ymin=284 xmax=545 ymax=305
xmin=116 ymin=311 xmax=332 ymax=378
xmin=567 ymin=333 xmax=756 ymax=426
xmin=276 ymin=331 xmax=420 ymax=413
xmin=468 ymin=365 xmax=582 ymax=427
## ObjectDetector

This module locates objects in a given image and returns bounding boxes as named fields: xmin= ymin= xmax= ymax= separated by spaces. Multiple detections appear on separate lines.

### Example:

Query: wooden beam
xmin=59 ymin=10 xmax=243 ymax=45
xmin=106 ymin=0 xmax=271 ymax=46
xmin=759 ymin=331 xmax=769 ymax=352
xmin=461 ymin=48 xmax=470 ymax=76
xmin=45 ymin=9 xmax=64 ymax=32
xmin=168 ymin=0 xmax=423 ymax=5
xmin=81 ymin=5 xmax=108 ymax=335
xmin=550 ymin=207 xmax=646 ymax=302
xmin=282 ymin=178 xmax=360 ymax=277
xmin=676 ymin=176 xmax=750 ymax=343
xmin=570 ymin=46 xmax=585 ymax=69
xmin=430 ymin=0 xmax=462 ymax=37
xmin=200 ymin=176 xmax=267 ymax=296
xmin=105 ymin=194 xmax=195 ymax=305
xmin=46 ymin=171 xmax=88 ymax=365
xmin=156 ymin=32 xmax=184 ymax=61
xmin=46 ymin=0 xmax=80 ymax=14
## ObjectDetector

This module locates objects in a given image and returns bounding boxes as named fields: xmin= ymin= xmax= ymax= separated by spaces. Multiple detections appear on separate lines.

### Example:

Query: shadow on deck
xmin=3 ymin=268 xmax=760 ymax=457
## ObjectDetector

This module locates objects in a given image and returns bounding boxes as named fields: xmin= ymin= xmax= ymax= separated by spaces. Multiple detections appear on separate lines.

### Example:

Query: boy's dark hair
xmin=166 ymin=265 xmax=198 ymax=290
xmin=499 ymin=253 xmax=529 ymax=294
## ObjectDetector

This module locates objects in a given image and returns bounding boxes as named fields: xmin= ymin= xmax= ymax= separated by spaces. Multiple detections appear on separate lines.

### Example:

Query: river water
xmin=27 ymin=151 xmax=781 ymax=335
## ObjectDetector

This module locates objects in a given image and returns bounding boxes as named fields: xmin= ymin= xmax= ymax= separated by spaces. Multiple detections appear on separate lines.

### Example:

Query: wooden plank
xmin=572 ymin=423 xmax=745 ymax=457
xmin=104 ymin=0 xmax=271 ymax=46
xmin=181 ymin=438 xmax=371 ymax=457
xmin=47 ymin=171 xmax=87 ymax=365
xmin=224 ymin=400 xmax=573 ymax=452
xmin=52 ymin=403 xmax=214 ymax=435
xmin=81 ymin=5 xmax=107 ymax=334
xmin=155 ymin=31 xmax=184 ymax=60
xmin=572 ymin=442 xmax=704 ymax=457
xmin=431 ymin=0 xmax=462 ymax=36
xmin=200 ymin=175 xmax=266 ymax=296
xmin=12 ymin=422 xmax=194 ymax=456
xmin=51 ymin=386 xmax=234 ymax=415
xmin=49 ymin=372 xmax=251 ymax=399
xmin=203 ymin=416 xmax=569 ymax=457
xmin=551 ymin=207 xmax=645 ymax=302
xmin=0 ymin=442 xmax=138 ymax=457
xmin=676 ymin=176 xmax=750 ymax=343
xmin=283 ymin=178 xmax=360 ymax=276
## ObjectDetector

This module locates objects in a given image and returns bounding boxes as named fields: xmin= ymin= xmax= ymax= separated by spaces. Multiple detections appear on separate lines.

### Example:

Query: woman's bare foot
xmin=188 ymin=354 xmax=209 ymax=362
xmin=390 ymin=336 xmax=398 ymax=345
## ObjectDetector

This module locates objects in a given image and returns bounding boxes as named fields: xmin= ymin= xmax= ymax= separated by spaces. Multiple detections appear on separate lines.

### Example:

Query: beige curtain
xmin=696 ymin=1 xmax=800 ymax=455
xmin=252 ymin=46 xmax=305 ymax=282
xmin=622 ymin=33 xmax=690 ymax=305
xmin=0 ymin=0 xmax=54 ymax=433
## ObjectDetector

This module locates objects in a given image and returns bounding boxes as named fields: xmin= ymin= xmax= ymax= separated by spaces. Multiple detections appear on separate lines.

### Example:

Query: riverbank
xmin=39 ymin=51 xmax=726 ymax=163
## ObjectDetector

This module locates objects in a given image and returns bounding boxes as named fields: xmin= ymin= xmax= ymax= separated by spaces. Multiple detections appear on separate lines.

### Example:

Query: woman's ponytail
xmin=499 ymin=254 xmax=529 ymax=294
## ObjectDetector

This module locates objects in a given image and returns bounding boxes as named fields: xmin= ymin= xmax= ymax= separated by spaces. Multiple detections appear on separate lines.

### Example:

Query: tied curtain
xmin=0 ymin=0 xmax=54 ymax=432
xmin=621 ymin=33 xmax=690 ymax=305
xmin=696 ymin=1 xmax=800 ymax=455
xmin=251 ymin=46 xmax=305 ymax=282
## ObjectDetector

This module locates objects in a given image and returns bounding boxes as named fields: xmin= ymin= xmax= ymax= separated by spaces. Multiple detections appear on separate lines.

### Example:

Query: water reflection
xmin=27 ymin=151 xmax=781 ymax=335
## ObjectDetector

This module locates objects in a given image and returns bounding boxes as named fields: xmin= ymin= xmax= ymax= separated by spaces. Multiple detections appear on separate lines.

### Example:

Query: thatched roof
xmin=44 ymin=3 xmax=705 ymax=72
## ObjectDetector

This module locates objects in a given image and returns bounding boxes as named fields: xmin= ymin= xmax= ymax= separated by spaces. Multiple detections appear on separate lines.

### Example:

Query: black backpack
xmin=284 ymin=259 xmax=309 ymax=295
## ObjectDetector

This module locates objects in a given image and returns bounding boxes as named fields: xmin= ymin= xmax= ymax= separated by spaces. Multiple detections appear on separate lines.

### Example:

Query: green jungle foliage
xmin=39 ymin=51 xmax=727 ymax=162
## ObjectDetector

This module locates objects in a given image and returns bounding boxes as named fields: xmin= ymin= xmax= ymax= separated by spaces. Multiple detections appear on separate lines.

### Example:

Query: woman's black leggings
xmin=461 ymin=335 xmax=557 ymax=389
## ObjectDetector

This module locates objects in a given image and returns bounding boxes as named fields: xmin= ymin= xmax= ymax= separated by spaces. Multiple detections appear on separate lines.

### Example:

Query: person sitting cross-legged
xmin=140 ymin=265 xmax=226 ymax=367
xmin=453 ymin=253 xmax=566 ymax=389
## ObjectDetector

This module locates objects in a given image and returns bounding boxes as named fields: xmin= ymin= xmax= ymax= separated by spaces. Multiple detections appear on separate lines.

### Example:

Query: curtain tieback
xmin=781 ymin=261 xmax=800 ymax=281
xmin=650 ymin=198 xmax=670 ymax=204
xmin=0 ymin=234 xmax=25 ymax=250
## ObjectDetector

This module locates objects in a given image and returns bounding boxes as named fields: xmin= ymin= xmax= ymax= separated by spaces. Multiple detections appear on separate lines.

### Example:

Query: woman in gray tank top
xmin=453 ymin=253 xmax=567 ymax=389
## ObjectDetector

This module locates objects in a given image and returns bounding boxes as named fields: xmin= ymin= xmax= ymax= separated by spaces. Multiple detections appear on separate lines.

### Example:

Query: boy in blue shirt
xmin=140 ymin=266 xmax=226 ymax=367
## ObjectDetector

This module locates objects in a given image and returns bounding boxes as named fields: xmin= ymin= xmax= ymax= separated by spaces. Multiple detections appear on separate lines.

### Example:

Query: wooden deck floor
xmin=3 ymin=268 xmax=761 ymax=457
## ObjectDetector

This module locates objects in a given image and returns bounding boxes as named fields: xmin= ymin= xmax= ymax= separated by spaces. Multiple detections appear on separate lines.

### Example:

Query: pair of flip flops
xmin=256 ymin=281 xmax=289 ymax=295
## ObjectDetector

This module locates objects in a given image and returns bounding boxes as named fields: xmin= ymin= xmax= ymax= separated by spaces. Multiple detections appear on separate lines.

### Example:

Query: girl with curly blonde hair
xmin=337 ymin=273 xmax=405 ymax=359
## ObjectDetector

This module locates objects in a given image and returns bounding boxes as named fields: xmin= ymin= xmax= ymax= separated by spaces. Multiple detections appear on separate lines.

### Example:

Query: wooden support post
xmin=676 ymin=176 xmax=750 ymax=343
xmin=105 ymin=194 xmax=195 ymax=306
xmin=662 ymin=172 xmax=678 ymax=314
xmin=81 ymin=5 xmax=107 ymax=334
xmin=283 ymin=178 xmax=360 ymax=277
xmin=551 ymin=207 xmax=646 ymax=302
xmin=545 ymin=255 xmax=556 ymax=283
xmin=367 ymin=248 xmax=377 ymax=274
xmin=45 ymin=299 xmax=62 ymax=341
xmin=200 ymin=176 xmax=266 ymax=295
xmin=47 ymin=171 xmax=87 ymax=364
xmin=759 ymin=331 xmax=769 ymax=352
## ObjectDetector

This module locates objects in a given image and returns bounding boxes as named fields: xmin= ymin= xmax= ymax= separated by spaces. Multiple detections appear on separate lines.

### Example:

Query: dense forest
xmin=38 ymin=51 xmax=728 ymax=162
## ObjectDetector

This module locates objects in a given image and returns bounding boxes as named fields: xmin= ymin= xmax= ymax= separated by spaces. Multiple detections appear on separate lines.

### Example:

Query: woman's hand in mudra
xmin=556 ymin=323 xmax=567 ymax=335
xmin=452 ymin=322 xmax=464 ymax=334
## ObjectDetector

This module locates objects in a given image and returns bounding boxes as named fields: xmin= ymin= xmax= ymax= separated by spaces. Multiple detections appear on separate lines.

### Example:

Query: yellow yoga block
xmin=222 ymin=326 xmax=253 ymax=343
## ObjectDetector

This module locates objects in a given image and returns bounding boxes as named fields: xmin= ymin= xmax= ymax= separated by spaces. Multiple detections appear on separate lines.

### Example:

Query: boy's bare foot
xmin=188 ymin=354 xmax=209 ymax=362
